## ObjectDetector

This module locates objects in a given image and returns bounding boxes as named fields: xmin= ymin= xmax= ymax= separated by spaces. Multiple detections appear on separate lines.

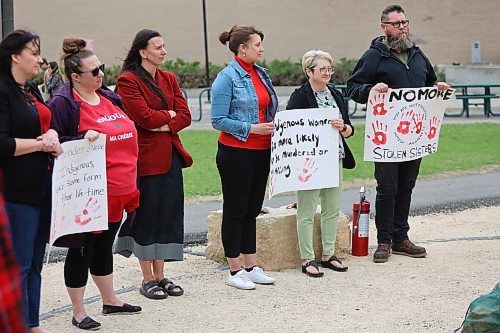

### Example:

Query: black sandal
xmin=301 ymin=260 xmax=324 ymax=278
xmin=158 ymin=278 xmax=184 ymax=296
xmin=72 ymin=316 xmax=101 ymax=330
xmin=321 ymin=255 xmax=348 ymax=272
xmin=139 ymin=280 xmax=167 ymax=300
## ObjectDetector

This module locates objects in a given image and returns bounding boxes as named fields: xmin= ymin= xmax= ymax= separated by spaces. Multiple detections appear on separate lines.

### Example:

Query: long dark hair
xmin=0 ymin=29 xmax=40 ymax=83
xmin=122 ymin=29 xmax=167 ymax=107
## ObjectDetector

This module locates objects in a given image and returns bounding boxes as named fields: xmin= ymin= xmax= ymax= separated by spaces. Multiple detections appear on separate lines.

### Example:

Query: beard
xmin=386 ymin=31 xmax=413 ymax=52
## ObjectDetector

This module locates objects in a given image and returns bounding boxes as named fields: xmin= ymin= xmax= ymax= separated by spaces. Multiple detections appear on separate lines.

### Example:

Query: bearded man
xmin=347 ymin=4 xmax=450 ymax=263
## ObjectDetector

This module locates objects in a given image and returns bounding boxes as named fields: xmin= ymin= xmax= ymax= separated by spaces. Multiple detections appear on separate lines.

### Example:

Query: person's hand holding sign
xmin=250 ymin=122 xmax=274 ymax=135
xmin=84 ymin=130 xmax=100 ymax=142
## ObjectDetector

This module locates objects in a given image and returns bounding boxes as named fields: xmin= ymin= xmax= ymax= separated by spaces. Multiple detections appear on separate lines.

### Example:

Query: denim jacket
xmin=211 ymin=58 xmax=279 ymax=141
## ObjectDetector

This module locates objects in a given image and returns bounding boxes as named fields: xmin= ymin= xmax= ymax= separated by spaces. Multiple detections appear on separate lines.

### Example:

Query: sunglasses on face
xmin=81 ymin=63 xmax=105 ymax=77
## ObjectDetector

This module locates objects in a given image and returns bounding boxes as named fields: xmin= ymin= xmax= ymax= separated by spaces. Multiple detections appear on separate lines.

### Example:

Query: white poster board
xmin=49 ymin=135 xmax=108 ymax=246
xmin=269 ymin=108 xmax=339 ymax=198
xmin=364 ymin=87 xmax=455 ymax=162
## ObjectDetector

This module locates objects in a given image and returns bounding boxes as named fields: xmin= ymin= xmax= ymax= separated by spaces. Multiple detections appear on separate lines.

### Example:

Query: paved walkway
xmin=184 ymin=171 xmax=500 ymax=242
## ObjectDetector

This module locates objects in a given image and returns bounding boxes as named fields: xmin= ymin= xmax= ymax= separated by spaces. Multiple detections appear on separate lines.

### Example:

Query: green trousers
xmin=296 ymin=165 xmax=343 ymax=260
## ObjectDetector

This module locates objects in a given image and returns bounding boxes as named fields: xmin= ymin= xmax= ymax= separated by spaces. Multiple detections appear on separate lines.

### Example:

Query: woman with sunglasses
xmin=114 ymin=29 xmax=192 ymax=300
xmin=286 ymin=50 xmax=355 ymax=277
xmin=49 ymin=38 xmax=141 ymax=330
xmin=0 ymin=29 xmax=62 ymax=333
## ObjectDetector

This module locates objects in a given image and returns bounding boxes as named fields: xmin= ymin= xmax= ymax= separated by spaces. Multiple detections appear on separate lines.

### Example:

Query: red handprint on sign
xmin=269 ymin=175 xmax=276 ymax=196
xmin=369 ymin=94 xmax=393 ymax=116
xmin=298 ymin=158 xmax=318 ymax=182
xmin=412 ymin=112 xmax=424 ymax=134
xmin=371 ymin=120 xmax=388 ymax=145
xmin=74 ymin=197 xmax=102 ymax=226
xmin=427 ymin=116 xmax=440 ymax=139
xmin=397 ymin=110 xmax=414 ymax=135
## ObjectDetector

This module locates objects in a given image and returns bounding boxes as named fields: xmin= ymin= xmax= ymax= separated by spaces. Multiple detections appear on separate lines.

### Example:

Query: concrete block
xmin=205 ymin=206 xmax=350 ymax=271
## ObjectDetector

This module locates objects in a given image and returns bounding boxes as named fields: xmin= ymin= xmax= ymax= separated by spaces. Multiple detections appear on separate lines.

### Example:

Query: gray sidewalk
xmin=184 ymin=171 xmax=500 ymax=242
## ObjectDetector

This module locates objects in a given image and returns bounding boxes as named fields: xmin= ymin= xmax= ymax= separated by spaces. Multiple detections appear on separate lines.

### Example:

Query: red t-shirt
xmin=77 ymin=93 xmax=138 ymax=196
xmin=219 ymin=56 xmax=271 ymax=150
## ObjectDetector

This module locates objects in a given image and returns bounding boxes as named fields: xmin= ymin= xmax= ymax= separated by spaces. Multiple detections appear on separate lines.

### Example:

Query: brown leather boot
xmin=373 ymin=244 xmax=391 ymax=263
xmin=392 ymin=240 xmax=427 ymax=258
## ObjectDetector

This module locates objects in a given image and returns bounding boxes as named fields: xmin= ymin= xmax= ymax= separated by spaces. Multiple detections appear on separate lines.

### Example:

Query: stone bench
xmin=205 ymin=206 xmax=350 ymax=271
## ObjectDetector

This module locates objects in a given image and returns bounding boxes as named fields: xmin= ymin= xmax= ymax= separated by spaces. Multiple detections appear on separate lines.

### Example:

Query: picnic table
xmin=447 ymin=83 xmax=500 ymax=117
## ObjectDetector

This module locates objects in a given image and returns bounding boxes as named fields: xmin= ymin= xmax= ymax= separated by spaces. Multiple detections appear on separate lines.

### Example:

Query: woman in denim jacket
xmin=211 ymin=25 xmax=278 ymax=290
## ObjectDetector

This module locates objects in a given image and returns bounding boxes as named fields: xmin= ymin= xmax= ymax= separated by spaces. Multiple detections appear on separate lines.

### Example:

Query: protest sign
xmin=269 ymin=108 xmax=339 ymax=198
xmin=49 ymin=135 xmax=108 ymax=246
xmin=364 ymin=87 xmax=455 ymax=162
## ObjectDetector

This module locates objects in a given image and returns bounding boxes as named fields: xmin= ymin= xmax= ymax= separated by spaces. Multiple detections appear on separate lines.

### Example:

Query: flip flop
xmin=321 ymin=255 xmax=348 ymax=272
xmin=158 ymin=278 xmax=184 ymax=296
xmin=301 ymin=260 xmax=324 ymax=278
xmin=139 ymin=280 xmax=167 ymax=300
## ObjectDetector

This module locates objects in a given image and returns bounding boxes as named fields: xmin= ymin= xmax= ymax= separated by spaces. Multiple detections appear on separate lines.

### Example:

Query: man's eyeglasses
xmin=81 ymin=64 xmax=105 ymax=77
xmin=313 ymin=67 xmax=334 ymax=75
xmin=382 ymin=20 xmax=410 ymax=28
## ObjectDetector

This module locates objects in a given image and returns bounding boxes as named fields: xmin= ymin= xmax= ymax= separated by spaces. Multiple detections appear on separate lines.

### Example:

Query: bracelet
xmin=340 ymin=124 xmax=348 ymax=133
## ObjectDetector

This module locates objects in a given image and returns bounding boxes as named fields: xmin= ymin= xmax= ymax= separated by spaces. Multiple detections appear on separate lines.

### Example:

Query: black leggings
xmin=64 ymin=223 xmax=120 ymax=288
xmin=216 ymin=143 xmax=270 ymax=258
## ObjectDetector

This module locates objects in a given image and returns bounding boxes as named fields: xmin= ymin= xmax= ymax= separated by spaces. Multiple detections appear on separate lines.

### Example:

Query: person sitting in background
xmin=287 ymin=50 xmax=355 ymax=277
xmin=49 ymin=37 xmax=141 ymax=330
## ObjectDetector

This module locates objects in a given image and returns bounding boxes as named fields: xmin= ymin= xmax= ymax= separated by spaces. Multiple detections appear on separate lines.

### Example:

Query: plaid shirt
xmin=0 ymin=175 xmax=26 ymax=332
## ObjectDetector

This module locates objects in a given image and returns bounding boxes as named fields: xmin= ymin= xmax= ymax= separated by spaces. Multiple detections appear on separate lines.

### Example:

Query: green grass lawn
xmin=179 ymin=123 xmax=500 ymax=197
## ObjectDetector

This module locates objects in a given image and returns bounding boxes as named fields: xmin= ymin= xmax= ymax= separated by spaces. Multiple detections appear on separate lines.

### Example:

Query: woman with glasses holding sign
xmin=49 ymin=38 xmax=141 ymax=330
xmin=211 ymin=25 xmax=279 ymax=290
xmin=0 ymin=29 xmax=62 ymax=332
xmin=286 ymin=50 xmax=355 ymax=278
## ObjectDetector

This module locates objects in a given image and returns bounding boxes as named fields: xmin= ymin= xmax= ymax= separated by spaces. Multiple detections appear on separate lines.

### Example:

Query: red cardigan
xmin=116 ymin=69 xmax=192 ymax=176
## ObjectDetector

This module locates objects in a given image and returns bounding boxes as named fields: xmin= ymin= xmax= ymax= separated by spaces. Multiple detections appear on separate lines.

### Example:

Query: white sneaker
xmin=226 ymin=270 xmax=256 ymax=290
xmin=245 ymin=266 xmax=275 ymax=285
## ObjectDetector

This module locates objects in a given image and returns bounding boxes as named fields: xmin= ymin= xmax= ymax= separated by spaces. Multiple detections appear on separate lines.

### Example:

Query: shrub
xmin=100 ymin=57 xmax=360 ymax=88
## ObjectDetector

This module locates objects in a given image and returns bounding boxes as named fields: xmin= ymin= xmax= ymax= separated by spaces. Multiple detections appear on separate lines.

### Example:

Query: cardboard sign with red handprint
xmin=49 ymin=135 xmax=108 ymax=246
xmin=364 ymin=87 xmax=455 ymax=162
xmin=270 ymin=108 xmax=340 ymax=198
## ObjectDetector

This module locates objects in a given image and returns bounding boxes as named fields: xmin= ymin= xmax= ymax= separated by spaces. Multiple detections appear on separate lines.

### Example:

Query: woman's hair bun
xmin=62 ymin=38 xmax=87 ymax=55
xmin=218 ymin=31 xmax=230 ymax=45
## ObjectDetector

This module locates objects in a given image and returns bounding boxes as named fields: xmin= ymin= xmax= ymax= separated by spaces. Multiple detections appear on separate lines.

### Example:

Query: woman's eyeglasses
xmin=312 ymin=67 xmax=334 ymax=75
xmin=81 ymin=64 xmax=105 ymax=77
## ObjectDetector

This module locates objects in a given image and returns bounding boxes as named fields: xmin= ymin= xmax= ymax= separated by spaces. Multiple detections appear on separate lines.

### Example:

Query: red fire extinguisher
xmin=352 ymin=187 xmax=370 ymax=256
